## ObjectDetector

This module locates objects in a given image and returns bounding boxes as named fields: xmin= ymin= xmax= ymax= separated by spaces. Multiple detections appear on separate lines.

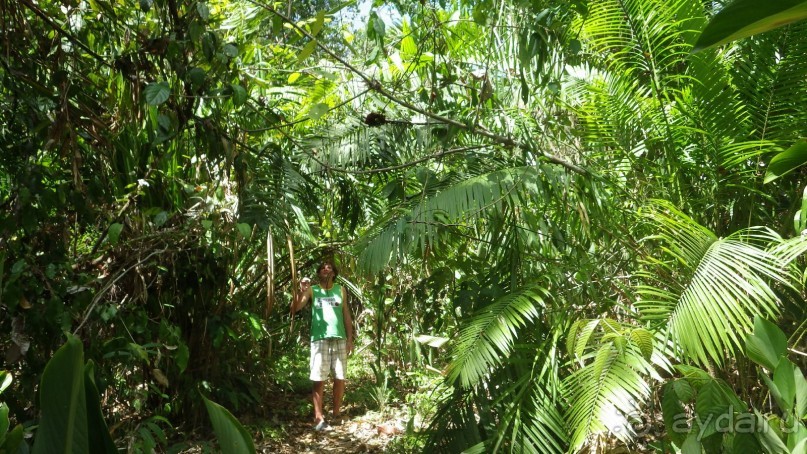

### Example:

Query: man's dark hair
xmin=317 ymin=260 xmax=339 ymax=278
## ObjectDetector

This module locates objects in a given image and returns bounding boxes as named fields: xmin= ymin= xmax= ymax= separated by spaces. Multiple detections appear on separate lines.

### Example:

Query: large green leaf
xmin=0 ymin=371 xmax=10 ymax=394
xmin=144 ymin=82 xmax=171 ymax=105
xmin=661 ymin=381 xmax=688 ymax=446
xmin=2 ymin=423 xmax=24 ymax=453
xmin=732 ymin=431 xmax=764 ymax=454
xmin=32 ymin=335 xmax=89 ymax=454
xmin=746 ymin=316 xmax=787 ymax=371
xmin=202 ymin=395 xmax=256 ymax=454
xmin=761 ymin=359 xmax=798 ymax=416
xmin=693 ymin=0 xmax=807 ymax=51
xmin=795 ymin=186 xmax=807 ymax=233
xmin=1 ymin=402 xmax=9 ymax=442
xmin=796 ymin=366 xmax=807 ymax=419
xmin=694 ymin=380 xmax=744 ymax=439
xmin=764 ymin=140 xmax=807 ymax=184
xmin=84 ymin=361 xmax=116 ymax=454
xmin=754 ymin=410 xmax=789 ymax=454
xmin=681 ymin=432 xmax=701 ymax=454
xmin=296 ymin=40 xmax=317 ymax=66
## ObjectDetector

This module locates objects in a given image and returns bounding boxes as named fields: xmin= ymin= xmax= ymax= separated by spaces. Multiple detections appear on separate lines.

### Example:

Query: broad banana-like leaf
xmin=732 ymin=432 xmax=763 ymax=453
xmin=661 ymin=381 xmax=688 ymax=446
xmin=746 ymin=316 xmax=787 ymax=371
xmin=2 ymin=423 xmax=25 ymax=452
xmin=1 ymin=402 xmax=9 ymax=442
xmin=764 ymin=140 xmax=807 ymax=184
xmin=0 ymin=371 xmax=10 ymax=394
xmin=796 ymin=367 xmax=807 ymax=419
xmin=754 ymin=410 xmax=789 ymax=453
xmin=693 ymin=0 xmax=807 ymax=51
xmin=681 ymin=432 xmax=701 ymax=453
xmin=32 ymin=335 xmax=89 ymax=454
xmin=84 ymin=361 xmax=117 ymax=454
xmin=694 ymin=380 xmax=745 ymax=439
xmin=795 ymin=186 xmax=807 ymax=234
xmin=202 ymin=395 xmax=256 ymax=454
xmin=766 ymin=360 xmax=797 ymax=415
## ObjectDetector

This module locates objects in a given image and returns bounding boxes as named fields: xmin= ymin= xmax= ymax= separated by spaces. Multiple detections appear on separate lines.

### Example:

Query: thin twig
xmin=789 ymin=348 xmax=807 ymax=358
xmin=18 ymin=0 xmax=114 ymax=69
xmin=74 ymin=249 xmax=168 ymax=334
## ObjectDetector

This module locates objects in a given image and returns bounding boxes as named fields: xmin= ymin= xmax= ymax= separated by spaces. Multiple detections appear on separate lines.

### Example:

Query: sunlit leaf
xmin=446 ymin=287 xmax=545 ymax=388
xmin=311 ymin=10 xmax=326 ymax=37
xmin=694 ymin=0 xmax=807 ymax=51
xmin=297 ymin=40 xmax=317 ymax=66
xmin=308 ymin=103 xmax=329 ymax=120
xmin=764 ymin=140 xmax=807 ymax=183
xmin=415 ymin=335 xmax=450 ymax=348
xmin=638 ymin=201 xmax=789 ymax=366
xmin=0 ymin=370 xmax=11 ymax=394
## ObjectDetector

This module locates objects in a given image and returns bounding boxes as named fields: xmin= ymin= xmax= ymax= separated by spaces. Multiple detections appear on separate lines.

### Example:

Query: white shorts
xmin=310 ymin=338 xmax=347 ymax=381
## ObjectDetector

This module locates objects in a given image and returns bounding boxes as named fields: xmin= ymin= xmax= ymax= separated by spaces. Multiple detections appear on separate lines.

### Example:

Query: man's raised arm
xmin=291 ymin=278 xmax=312 ymax=314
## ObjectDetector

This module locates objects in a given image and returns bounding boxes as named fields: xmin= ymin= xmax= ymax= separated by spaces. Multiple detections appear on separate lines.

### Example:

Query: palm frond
xmin=425 ymin=389 xmax=485 ymax=453
xmin=357 ymin=165 xmax=542 ymax=274
xmin=428 ymin=320 xmax=568 ymax=454
xmin=637 ymin=200 xmax=791 ymax=366
xmin=445 ymin=286 xmax=547 ymax=389
xmin=733 ymin=22 xmax=807 ymax=143
xmin=489 ymin=349 xmax=568 ymax=454
xmin=563 ymin=325 xmax=656 ymax=452
xmin=771 ymin=234 xmax=807 ymax=266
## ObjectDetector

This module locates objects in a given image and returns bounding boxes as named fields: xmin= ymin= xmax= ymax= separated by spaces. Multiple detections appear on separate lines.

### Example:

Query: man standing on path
xmin=291 ymin=260 xmax=354 ymax=431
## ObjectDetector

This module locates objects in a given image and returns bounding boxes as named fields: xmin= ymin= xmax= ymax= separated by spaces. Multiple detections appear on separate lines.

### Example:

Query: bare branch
xmin=247 ymin=0 xmax=590 ymax=176
xmin=312 ymin=145 xmax=489 ymax=175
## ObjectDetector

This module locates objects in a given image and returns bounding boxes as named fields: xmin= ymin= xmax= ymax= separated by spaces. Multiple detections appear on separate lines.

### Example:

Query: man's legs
xmin=312 ymin=381 xmax=325 ymax=423
xmin=333 ymin=379 xmax=345 ymax=417
xmin=332 ymin=338 xmax=347 ymax=420
xmin=310 ymin=339 xmax=328 ymax=425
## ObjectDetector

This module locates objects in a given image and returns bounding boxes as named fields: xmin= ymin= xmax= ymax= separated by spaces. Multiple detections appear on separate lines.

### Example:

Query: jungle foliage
xmin=1 ymin=0 xmax=807 ymax=452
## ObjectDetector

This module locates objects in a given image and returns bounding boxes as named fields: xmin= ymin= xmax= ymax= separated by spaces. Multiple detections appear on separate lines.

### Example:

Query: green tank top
xmin=311 ymin=284 xmax=346 ymax=341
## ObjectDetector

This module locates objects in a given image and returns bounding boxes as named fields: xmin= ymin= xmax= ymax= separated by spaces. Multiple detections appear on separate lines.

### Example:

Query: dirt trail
xmin=258 ymin=416 xmax=400 ymax=453
xmin=255 ymin=386 xmax=406 ymax=453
